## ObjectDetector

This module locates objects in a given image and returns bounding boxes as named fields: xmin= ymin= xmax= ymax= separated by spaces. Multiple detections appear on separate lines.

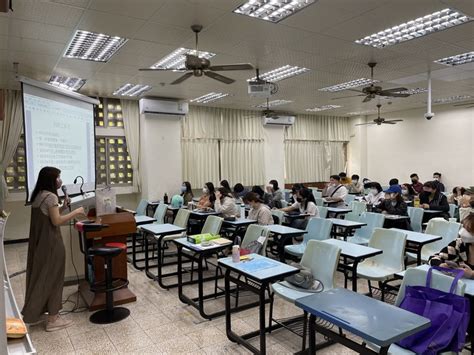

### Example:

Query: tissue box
xmin=187 ymin=233 xmax=219 ymax=244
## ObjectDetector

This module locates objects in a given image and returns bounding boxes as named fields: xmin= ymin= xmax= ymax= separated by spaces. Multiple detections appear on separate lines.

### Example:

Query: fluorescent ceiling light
xmin=248 ymin=65 xmax=309 ymax=82
xmin=234 ymin=0 xmax=316 ymax=23
xmin=433 ymin=95 xmax=472 ymax=104
xmin=435 ymin=51 xmax=474 ymax=66
xmin=64 ymin=30 xmax=128 ymax=62
xmin=355 ymin=8 xmax=473 ymax=48
xmin=346 ymin=109 xmax=377 ymax=116
xmin=393 ymin=87 xmax=428 ymax=95
xmin=255 ymin=99 xmax=292 ymax=108
xmin=190 ymin=92 xmax=229 ymax=104
xmin=306 ymin=105 xmax=342 ymax=112
xmin=319 ymin=78 xmax=378 ymax=92
xmin=113 ymin=83 xmax=151 ymax=97
xmin=150 ymin=48 xmax=216 ymax=70
xmin=48 ymin=75 xmax=86 ymax=91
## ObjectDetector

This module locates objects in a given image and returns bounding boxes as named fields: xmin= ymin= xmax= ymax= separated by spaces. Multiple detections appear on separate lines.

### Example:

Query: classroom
xmin=1 ymin=0 xmax=474 ymax=354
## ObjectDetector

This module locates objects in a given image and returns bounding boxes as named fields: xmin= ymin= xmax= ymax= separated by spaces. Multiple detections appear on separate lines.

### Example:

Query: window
xmin=4 ymin=134 xmax=26 ymax=191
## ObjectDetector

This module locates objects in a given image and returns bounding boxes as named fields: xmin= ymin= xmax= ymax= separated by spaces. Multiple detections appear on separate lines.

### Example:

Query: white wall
xmin=348 ymin=105 xmax=474 ymax=190
xmin=347 ymin=116 xmax=368 ymax=178
xmin=263 ymin=126 xmax=285 ymax=188
xmin=139 ymin=113 xmax=182 ymax=201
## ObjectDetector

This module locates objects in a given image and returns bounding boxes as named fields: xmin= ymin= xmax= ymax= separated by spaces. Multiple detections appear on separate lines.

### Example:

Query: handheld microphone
xmin=73 ymin=175 xmax=84 ymax=196
xmin=61 ymin=185 xmax=71 ymax=211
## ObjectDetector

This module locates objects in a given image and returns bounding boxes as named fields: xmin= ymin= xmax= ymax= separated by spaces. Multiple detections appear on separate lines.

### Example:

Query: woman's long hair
xmin=30 ymin=166 xmax=61 ymax=202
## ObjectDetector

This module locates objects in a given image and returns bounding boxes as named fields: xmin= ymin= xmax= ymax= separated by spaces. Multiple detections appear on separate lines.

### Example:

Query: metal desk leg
xmin=309 ymin=314 xmax=316 ymax=354
xmin=351 ymin=260 xmax=359 ymax=292
xmin=259 ymin=281 xmax=267 ymax=354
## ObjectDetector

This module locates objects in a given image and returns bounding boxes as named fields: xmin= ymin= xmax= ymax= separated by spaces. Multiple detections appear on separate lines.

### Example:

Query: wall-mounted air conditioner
xmin=262 ymin=115 xmax=295 ymax=126
xmin=139 ymin=98 xmax=189 ymax=116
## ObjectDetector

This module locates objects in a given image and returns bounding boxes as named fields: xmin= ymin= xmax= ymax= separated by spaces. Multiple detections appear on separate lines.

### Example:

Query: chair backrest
xmin=344 ymin=194 xmax=356 ymax=204
xmin=280 ymin=199 xmax=288 ymax=208
xmin=318 ymin=206 xmax=328 ymax=219
xmin=136 ymin=199 xmax=148 ymax=216
xmin=312 ymin=190 xmax=322 ymax=199
xmin=304 ymin=217 xmax=333 ymax=243
xmin=174 ymin=209 xmax=191 ymax=229
xmin=353 ymin=212 xmax=385 ymax=241
xmin=395 ymin=268 xmax=465 ymax=306
xmin=408 ymin=206 xmax=424 ymax=233
xmin=349 ymin=200 xmax=366 ymax=215
xmin=449 ymin=203 xmax=457 ymax=219
xmin=447 ymin=221 xmax=461 ymax=240
xmin=272 ymin=210 xmax=284 ymax=225
xmin=344 ymin=211 xmax=361 ymax=222
xmin=241 ymin=224 xmax=270 ymax=255
xmin=201 ymin=215 xmax=223 ymax=235
xmin=314 ymin=197 xmax=324 ymax=207
xmin=153 ymin=203 xmax=168 ymax=224
xmin=424 ymin=218 xmax=457 ymax=251
xmin=368 ymin=228 xmax=407 ymax=271
xmin=301 ymin=240 xmax=341 ymax=291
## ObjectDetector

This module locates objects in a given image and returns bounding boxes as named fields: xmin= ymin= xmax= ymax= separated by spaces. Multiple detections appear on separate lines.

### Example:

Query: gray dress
xmin=22 ymin=191 xmax=65 ymax=323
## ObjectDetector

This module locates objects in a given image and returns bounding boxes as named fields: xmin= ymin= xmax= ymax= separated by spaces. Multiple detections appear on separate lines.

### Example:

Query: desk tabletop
xmin=390 ymin=228 xmax=442 ymax=245
xmin=134 ymin=215 xmax=157 ymax=225
xmin=268 ymin=224 xmax=307 ymax=235
xmin=327 ymin=207 xmax=352 ymax=213
xmin=218 ymin=254 xmax=299 ymax=282
xmin=384 ymin=214 xmax=410 ymax=220
xmin=189 ymin=210 xmax=220 ymax=216
xmin=423 ymin=209 xmax=444 ymax=214
xmin=284 ymin=212 xmax=310 ymax=218
xmin=222 ymin=218 xmax=257 ymax=226
xmin=140 ymin=223 xmax=186 ymax=235
xmin=327 ymin=218 xmax=366 ymax=228
xmin=296 ymin=288 xmax=430 ymax=347
xmin=396 ymin=264 xmax=474 ymax=297
xmin=173 ymin=237 xmax=232 ymax=252
xmin=147 ymin=200 xmax=160 ymax=206
xmin=322 ymin=239 xmax=382 ymax=259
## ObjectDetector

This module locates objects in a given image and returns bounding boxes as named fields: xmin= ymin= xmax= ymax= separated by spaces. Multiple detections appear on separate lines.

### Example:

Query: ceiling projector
xmin=248 ymin=81 xmax=273 ymax=98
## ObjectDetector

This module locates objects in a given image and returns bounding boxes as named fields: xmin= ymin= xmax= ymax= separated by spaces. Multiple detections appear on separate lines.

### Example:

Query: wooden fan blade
xmin=208 ymin=63 xmax=254 ymax=71
xmin=379 ymin=91 xmax=410 ymax=98
xmin=204 ymin=71 xmax=235 ymax=84
xmin=331 ymin=94 xmax=365 ymax=100
xmin=362 ymin=95 xmax=372 ymax=103
xmin=170 ymin=72 xmax=193 ymax=85
xmin=355 ymin=122 xmax=376 ymax=126
xmin=385 ymin=119 xmax=403 ymax=122
xmin=139 ymin=68 xmax=175 ymax=71
xmin=382 ymin=121 xmax=397 ymax=124
xmin=381 ymin=87 xmax=408 ymax=92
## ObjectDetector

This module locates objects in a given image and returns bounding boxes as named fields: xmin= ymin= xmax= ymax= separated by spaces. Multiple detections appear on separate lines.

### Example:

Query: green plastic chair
xmin=318 ymin=206 xmax=328 ymax=219
xmin=241 ymin=224 xmax=270 ymax=256
xmin=272 ymin=210 xmax=285 ymax=225
xmin=349 ymin=200 xmax=367 ymax=215
xmin=315 ymin=197 xmax=324 ymax=207
xmin=201 ymin=215 xmax=223 ymax=235
xmin=153 ymin=203 xmax=168 ymax=224
xmin=163 ymin=209 xmax=190 ymax=242
xmin=408 ymin=206 xmax=424 ymax=233
xmin=136 ymin=199 xmax=148 ymax=216
xmin=284 ymin=217 xmax=333 ymax=258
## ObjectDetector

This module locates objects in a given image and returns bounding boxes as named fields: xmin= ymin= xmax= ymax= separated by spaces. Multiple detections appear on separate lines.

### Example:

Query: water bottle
xmin=414 ymin=195 xmax=420 ymax=208
xmin=240 ymin=203 xmax=246 ymax=220
xmin=163 ymin=193 xmax=168 ymax=204
xmin=232 ymin=245 xmax=240 ymax=263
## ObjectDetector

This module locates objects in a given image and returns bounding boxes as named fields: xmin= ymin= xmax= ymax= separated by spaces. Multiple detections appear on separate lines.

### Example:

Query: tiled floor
xmin=4 ymin=242 xmax=469 ymax=354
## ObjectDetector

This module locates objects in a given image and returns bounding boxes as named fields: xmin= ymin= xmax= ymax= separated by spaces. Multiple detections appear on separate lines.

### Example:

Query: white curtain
xmin=181 ymin=138 xmax=220 ymax=188
xmin=286 ymin=114 xmax=350 ymax=141
xmin=0 ymin=90 xmax=23 ymax=210
xmin=121 ymin=99 xmax=141 ymax=192
xmin=221 ymin=140 xmax=264 ymax=186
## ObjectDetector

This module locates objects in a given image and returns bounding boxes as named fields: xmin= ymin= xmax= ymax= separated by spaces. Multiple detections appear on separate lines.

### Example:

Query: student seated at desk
xmin=244 ymin=192 xmax=274 ymax=225
xmin=448 ymin=186 xmax=467 ymax=205
xmin=363 ymin=182 xmax=384 ymax=209
xmin=432 ymin=172 xmax=445 ymax=192
xmin=280 ymin=188 xmax=319 ymax=228
xmin=401 ymin=183 xmax=416 ymax=201
xmin=288 ymin=183 xmax=304 ymax=204
xmin=180 ymin=181 xmax=194 ymax=205
xmin=429 ymin=214 xmax=474 ymax=278
xmin=459 ymin=195 xmax=474 ymax=222
xmin=322 ymin=175 xmax=348 ymax=208
xmin=233 ymin=183 xmax=249 ymax=201
xmin=215 ymin=187 xmax=239 ymax=218
xmin=197 ymin=182 xmax=216 ymax=210
xmin=251 ymin=185 xmax=271 ymax=206
xmin=220 ymin=179 xmax=232 ymax=194
xmin=419 ymin=181 xmax=450 ymax=219
xmin=266 ymin=179 xmax=283 ymax=208
xmin=339 ymin=172 xmax=351 ymax=185
xmin=376 ymin=185 xmax=408 ymax=216
xmin=409 ymin=173 xmax=424 ymax=195
xmin=348 ymin=174 xmax=364 ymax=194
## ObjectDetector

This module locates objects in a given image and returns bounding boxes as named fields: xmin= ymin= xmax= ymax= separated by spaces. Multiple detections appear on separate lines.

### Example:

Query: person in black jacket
xmin=420 ymin=181 xmax=450 ymax=220
xmin=377 ymin=185 xmax=411 ymax=230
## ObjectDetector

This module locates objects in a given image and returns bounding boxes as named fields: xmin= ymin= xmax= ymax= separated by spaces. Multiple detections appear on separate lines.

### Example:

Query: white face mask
xmin=402 ymin=189 xmax=409 ymax=195
xmin=433 ymin=177 xmax=439 ymax=181
xmin=370 ymin=189 xmax=378 ymax=195
xmin=460 ymin=227 xmax=474 ymax=243
xmin=352 ymin=179 xmax=358 ymax=184
xmin=203 ymin=187 xmax=209 ymax=194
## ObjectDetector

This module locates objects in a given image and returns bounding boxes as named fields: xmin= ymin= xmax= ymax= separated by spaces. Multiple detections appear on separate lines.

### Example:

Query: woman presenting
xmin=22 ymin=166 xmax=86 ymax=331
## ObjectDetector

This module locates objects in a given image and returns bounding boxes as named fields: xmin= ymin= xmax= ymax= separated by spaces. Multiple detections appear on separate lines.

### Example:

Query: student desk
xmin=390 ymin=228 xmax=442 ymax=265
xmin=218 ymin=254 xmax=299 ymax=355
xmin=130 ymin=216 xmax=158 ymax=269
xmin=326 ymin=207 xmax=352 ymax=218
xmin=422 ymin=209 xmax=445 ymax=223
xmin=295 ymin=288 xmax=430 ymax=354
xmin=326 ymin=218 xmax=366 ymax=240
xmin=267 ymin=224 xmax=307 ymax=261
xmin=382 ymin=214 xmax=410 ymax=229
xmin=134 ymin=215 xmax=157 ymax=226
xmin=222 ymin=218 xmax=257 ymax=241
xmin=321 ymin=239 xmax=382 ymax=292
xmin=173 ymin=237 xmax=233 ymax=320
xmin=139 ymin=223 xmax=186 ymax=288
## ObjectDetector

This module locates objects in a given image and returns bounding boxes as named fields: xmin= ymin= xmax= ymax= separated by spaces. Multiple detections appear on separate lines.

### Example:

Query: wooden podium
xmin=78 ymin=212 xmax=137 ymax=311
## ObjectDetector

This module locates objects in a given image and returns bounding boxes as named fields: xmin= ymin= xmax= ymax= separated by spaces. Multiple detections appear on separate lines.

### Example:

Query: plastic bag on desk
xmin=96 ymin=186 xmax=116 ymax=216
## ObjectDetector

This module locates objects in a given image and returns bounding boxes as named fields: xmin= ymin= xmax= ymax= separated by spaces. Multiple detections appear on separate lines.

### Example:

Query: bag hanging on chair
xmin=397 ymin=266 xmax=470 ymax=354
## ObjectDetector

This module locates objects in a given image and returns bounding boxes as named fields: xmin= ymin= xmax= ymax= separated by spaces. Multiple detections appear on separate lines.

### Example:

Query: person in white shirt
xmin=363 ymin=182 xmax=384 ymax=209
xmin=281 ymin=188 xmax=319 ymax=217
xmin=214 ymin=187 xmax=239 ymax=218
xmin=244 ymin=192 xmax=274 ymax=225
xmin=348 ymin=174 xmax=364 ymax=194
xmin=323 ymin=175 xmax=348 ymax=208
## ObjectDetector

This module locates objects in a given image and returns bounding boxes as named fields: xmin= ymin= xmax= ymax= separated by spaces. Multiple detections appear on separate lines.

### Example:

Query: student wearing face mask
xmin=180 ymin=181 xmax=194 ymax=205
xmin=409 ymin=173 xmax=423 ymax=194
xmin=281 ymin=188 xmax=319 ymax=228
xmin=432 ymin=172 xmax=445 ymax=193
xmin=245 ymin=192 xmax=274 ymax=225
xmin=197 ymin=182 xmax=216 ymax=210
xmin=377 ymin=185 xmax=411 ymax=229
xmin=214 ymin=187 xmax=238 ymax=218
xmin=429 ymin=214 xmax=474 ymax=278
xmin=265 ymin=179 xmax=283 ymax=208
xmin=220 ymin=179 xmax=232 ymax=194
xmin=348 ymin=174 xmax=364 ymax=194
xmin=400 ymin=183 xmax=416 ymax=200
xmin=458 ymin=194 xmax=473 ymax=222
xmin=419 ymin=181 xmax=450 ymax=220
xmin=322 ymin=175 xmax=348 ymax=208
xmin=363 ymin=182 xmax=384 ymax=209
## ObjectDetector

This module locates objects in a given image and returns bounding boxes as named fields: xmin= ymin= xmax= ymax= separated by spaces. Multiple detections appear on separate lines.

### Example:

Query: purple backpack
xmin=397 ymin=266 xmax=470 ymax=354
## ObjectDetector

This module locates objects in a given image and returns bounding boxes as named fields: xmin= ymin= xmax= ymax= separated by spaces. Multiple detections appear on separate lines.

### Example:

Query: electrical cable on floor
xmin=9 ymin=270 xmax=26 ymax=278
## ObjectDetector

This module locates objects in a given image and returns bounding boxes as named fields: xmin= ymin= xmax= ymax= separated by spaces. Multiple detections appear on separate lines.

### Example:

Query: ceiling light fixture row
xmin=190 ymin=92 xmax=229 ymax=104
xmin=150 ymin=47 xmax=216 ymax=70
xmin=355 ymin=8 xmax=473 ymax=48
xmin=306 ymin=105 xmax=342 ymax=112
xmin=345 ymin=109 xmax=377 ymax=116
xmin=255 ymin=99 xmax=293 ymax=108
xmin=248 ymin=65 xmax=310 ymax=82
xmin=435 ymin=51 xmax=474 ymax=66
xmin=64 ymin=30 xmax=128 ymax=62
xmin=113 ymin=83 xmax=152 ymax=97
xmin=394 ymin=87 xmax=428 ymax=95
xmin=48 ymin=75 xmax=86 ymax=91
xmin=433 ymin=95 xmax=472 ymax=104
xmin=319 ymin=78 xmax=379 ymax=92
xmin=233 ymin=0 xmax=316 ymax=23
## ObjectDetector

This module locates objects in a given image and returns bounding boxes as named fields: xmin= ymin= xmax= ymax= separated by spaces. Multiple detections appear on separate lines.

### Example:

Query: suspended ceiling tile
xmin=47 ymin=0 xmax=90 ymax=8
xmin=8 ymin=37 xmax=65 ymax=56
xmin=55 ymin=57 xmax=105 ymax=77
xmin=88 ymin=0 xmax=167 ymax=20
xmin=77 ymin=10 xmax=146 ymax=38
xmin=0 ymin=16 xmax=9 ymax=35
xmin=134 ymin=21 xmax=193 ymax=46
xmin=10 ymin=1 xmax=84 ymax=27
xmin=9 ymin=19 xmax=74 ymax=44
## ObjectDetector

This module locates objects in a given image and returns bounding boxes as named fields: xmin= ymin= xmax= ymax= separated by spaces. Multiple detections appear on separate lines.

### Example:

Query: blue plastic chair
xmin=314 ymin=197 xmax=324 ymax=207
xmin=344 ymin=194 xmax=356 ymax=204
xmin=136 ymin=199 xmax=148 ymax=216
xmin=318 ymin=206 xmax=328 ymax=219
xmin=349 ymin=200 xmax=367 ymax=215
xmin=449 ymin=203 xmax=457 ymax=219
xmin=153 ymin=203 xmax=168 ymax=224
xmin=408 ymin=206 xmax=424 ymax=233
xmin=312 ymin=190 xmax=322 ymax=199
xmin=284 ymin=217 xmax=333 ymax=258
xmin=348 ymin=212 xmax=385 ymax=245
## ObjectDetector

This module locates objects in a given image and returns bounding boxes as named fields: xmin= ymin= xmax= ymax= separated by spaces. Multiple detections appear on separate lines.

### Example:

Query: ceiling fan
xmin=139 ymin=24 xmax=254 ymax=85
xmin=333 ymin=62 xmax=412 ymax=103
xmin=453 ymin=101 xmax=474 ymax=108
xmin=355 ymin=104 xmax=403 ymax=126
